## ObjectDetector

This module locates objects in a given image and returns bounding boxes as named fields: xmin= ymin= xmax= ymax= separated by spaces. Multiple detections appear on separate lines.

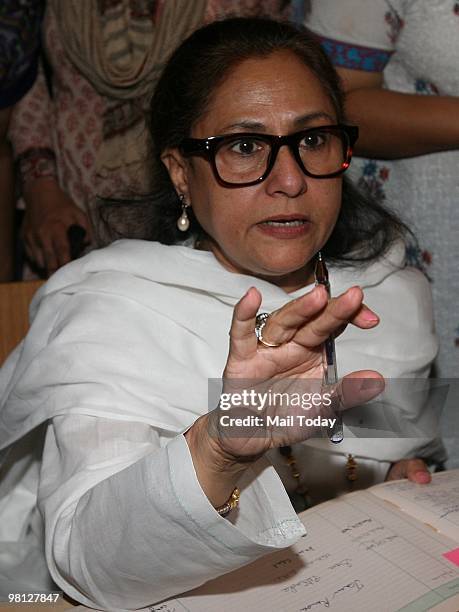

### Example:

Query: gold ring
xmin=255 ymin=312 xmax=282 ymax=348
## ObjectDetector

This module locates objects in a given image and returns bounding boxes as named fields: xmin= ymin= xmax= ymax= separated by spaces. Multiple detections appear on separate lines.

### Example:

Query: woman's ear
xmin=161 ymin=149 xmax=190 ymax=199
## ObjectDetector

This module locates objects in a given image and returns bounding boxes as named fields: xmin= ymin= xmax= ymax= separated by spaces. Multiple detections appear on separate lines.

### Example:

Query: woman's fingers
xmin=229 ymin=284 xmax=380 ymax=361
xmin=335 ymin=370 xmax=385 ymax=412
xmin=268 ymin=285 xmax=328 ymax=333
xmin=229 ymin=285 xmax=330 ymax=358
xmin=228 ymin=287 xmax=262 ymax=360
xmin=293 ymin=286 xmax=368 ymax=348
xmin=23 ymin=235 xmax=45 ymax=270
xmin=253 ymin=285 xmax=330 ymax=347
xmin=264 ymin=286 xmax=379 ymax=349
xmin=386 ymin=458 xmax=431 ymax=483
xmin=350 ymin=303 xmax=380 ymax=329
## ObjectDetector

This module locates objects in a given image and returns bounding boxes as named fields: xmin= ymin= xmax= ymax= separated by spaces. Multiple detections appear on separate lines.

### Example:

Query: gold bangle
xmin=215 ymin=487 xmax=240 ymax=517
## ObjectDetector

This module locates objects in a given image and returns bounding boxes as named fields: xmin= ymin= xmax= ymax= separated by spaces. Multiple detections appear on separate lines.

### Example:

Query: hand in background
xmin=386 ymin=458 xmax=431 ymax=484
xmin=22 ymin=177 xmax=92 ymax=277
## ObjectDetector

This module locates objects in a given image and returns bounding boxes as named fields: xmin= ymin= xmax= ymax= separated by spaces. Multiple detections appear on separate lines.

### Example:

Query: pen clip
xmin=314 ymin=251 xmax=330 ymax=295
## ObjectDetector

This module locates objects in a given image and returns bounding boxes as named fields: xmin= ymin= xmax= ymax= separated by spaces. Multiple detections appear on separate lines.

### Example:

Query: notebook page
xmin=151 ymin=491 xmax=459 ymax=612
xmin=370 ymin=469 xmax=459 ymax=541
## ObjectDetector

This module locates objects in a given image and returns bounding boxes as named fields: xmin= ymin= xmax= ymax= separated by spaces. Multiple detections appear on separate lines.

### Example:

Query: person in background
xmin=0 ymin=18 xmax=443 ymax=608
xmin=305 ymin=0 xmax=459 ymax=384
xmin=0 ymin=0 xmax=43 ymax=281
xmin=8 ymin=0 xmax=292 ymax=278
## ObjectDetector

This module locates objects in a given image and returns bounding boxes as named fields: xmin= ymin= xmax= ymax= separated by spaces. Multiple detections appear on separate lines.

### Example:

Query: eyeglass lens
xmin=214 ymin=129 xmax=349 ymax=184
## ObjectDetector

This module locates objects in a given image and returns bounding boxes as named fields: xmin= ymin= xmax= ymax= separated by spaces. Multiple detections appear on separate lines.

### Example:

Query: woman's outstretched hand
xmin=186 ymin=284 xmax=385 ymax=508
xmin=212 ymin=284 xmax=384 ymax=459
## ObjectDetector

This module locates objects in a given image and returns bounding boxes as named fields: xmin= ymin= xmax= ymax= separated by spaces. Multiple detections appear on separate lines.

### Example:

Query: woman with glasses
xmin=0 ymin=17 xmax=444 ymax=609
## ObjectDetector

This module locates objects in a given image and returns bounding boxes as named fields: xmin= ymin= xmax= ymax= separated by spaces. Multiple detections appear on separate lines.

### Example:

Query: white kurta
xmin=0 ymin=240 xmax=443 ymax=610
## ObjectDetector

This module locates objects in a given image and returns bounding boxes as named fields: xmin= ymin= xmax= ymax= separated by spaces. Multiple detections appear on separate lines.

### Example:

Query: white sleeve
xmin=39 ymin=415 xmax=304 ymax=611
xmin=306 ymin=0 xmax=400 ymax=49
xmin=344 ymin=266 xmax=437 ymax=378
xmin=305 ymin=0 xmax=405 ymax=71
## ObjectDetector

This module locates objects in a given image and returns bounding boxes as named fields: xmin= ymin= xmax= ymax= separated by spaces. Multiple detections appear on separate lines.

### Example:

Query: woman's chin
xmin=249 ymin=259 xmax=315 ymax=287
xmin=248 ymin=239 xmax=318 ymax=277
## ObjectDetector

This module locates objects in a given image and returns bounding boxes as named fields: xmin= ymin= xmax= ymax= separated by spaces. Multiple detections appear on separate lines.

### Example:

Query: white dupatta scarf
xmin=0 ymin=239 xmax=444 ymax=601
xmin=0 ymin=239 xmax=440 ymax=464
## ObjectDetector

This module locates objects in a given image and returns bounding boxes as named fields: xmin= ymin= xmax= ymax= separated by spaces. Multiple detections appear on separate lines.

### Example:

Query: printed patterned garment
xmin=8 ymin=0 xmax=291 ymax=219
xmin=0 ymin=0 xmax=44 ymax=108
xmin=306 ymin=0 xmax=459 ymax=381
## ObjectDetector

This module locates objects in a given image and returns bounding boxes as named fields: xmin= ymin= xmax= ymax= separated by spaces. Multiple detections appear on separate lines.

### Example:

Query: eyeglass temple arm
xmin=346 ymin=125 xmax=359 ymax=147
xmin=180 ymin=138 xmax=213 ymax=155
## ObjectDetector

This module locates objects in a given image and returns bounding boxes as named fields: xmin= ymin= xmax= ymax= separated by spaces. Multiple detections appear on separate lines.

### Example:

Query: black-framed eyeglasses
xmin=180 ymin=124 xmax=358 ymax=188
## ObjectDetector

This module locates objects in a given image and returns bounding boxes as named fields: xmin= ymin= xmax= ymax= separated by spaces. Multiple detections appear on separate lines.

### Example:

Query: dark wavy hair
xmin=98 ymin=17 xmax=408 ymax=266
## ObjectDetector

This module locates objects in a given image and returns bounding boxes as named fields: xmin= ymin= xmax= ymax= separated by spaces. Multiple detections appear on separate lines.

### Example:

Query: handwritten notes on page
xmin=151 ymin=490 xmax=459 ymax=612
xmin=371 ymin=469 xmax=459 ymax=542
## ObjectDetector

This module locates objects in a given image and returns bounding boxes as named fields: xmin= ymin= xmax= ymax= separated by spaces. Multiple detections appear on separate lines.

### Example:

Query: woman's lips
xmin=256 ymin=217 xmax=311 ymax=238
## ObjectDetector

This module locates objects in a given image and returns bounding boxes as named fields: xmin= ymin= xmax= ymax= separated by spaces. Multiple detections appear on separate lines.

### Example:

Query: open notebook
xmin=152 ymin=469 xmax=459 ymax=612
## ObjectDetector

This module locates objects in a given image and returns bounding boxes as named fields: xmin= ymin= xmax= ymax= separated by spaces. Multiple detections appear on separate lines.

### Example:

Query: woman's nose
xmin=265 ymin=144 xmax=307 ymax=197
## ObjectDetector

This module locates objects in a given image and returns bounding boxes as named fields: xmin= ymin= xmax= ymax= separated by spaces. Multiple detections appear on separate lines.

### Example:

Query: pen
xmin=314 ymin=252 xmax=343 ymax=444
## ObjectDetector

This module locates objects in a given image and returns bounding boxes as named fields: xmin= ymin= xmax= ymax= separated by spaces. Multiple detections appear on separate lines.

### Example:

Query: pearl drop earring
xmin=177 ymin=194 xmax=190 ymax=232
